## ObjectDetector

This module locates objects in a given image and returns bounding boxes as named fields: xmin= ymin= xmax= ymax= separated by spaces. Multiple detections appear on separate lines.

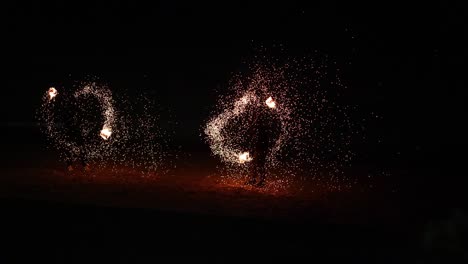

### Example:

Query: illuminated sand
xmin=0 ymin=157 xmax=398 ymax=223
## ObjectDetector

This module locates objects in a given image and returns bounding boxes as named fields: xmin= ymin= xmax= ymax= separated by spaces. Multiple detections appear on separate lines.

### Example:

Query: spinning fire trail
xmin=39 ymin=83 xmax=117 ymax=165
xmin=74 ymin=84 xmax=116 ymax=142
xmin=204 ymin=58 xmax=358 ymax=188
xmin=205 ymin=91 xmax=281 ymax=165
xmin=38 ymin=81 xmax=171 ymax=174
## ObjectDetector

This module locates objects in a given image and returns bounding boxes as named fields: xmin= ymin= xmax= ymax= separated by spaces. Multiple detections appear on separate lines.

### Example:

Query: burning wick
xmin=265 ymin=96 xmax=276 ymax=108
xmin=100 ymin=126 xmax=112 ymax=140
xmin=238 ymin=152 xmax=252 ymax=164
xmin=48 ymin=87 xmax=58 ymax=101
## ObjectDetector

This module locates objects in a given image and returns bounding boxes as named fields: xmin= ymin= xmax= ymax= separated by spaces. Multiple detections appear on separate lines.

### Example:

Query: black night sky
xmin=1 ymin=1 xmax=467 ymax=262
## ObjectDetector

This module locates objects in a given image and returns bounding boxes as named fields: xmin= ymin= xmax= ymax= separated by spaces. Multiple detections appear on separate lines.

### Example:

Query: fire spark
xmin=48 ymin=87 xmax=58 ymax=101
xmin=238 ymin=152 xmax=252 ymax=164
xmin=265 ymin=96 xmax=276 ymax=108
xmin=100 ymin=126 xmax=112 ymax=140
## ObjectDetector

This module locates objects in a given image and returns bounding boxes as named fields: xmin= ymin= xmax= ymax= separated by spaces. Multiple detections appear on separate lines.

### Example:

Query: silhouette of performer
xmin=58 ymin=90 xmax=103 ymax=172
xmin=246 ymin=101 xmax=281 ymax=187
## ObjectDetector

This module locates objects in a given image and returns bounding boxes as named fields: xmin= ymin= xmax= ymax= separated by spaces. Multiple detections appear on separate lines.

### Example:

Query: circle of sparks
xmin=38 ymin=80 xmax=173 ymax=175
xmin=39 ymin=83 xmax=117 ymax=163
xmin=74 ymin=83 xmax=116 ymax=141
xmin=205 ymin=91 xmax=284 ymax=165
xmin=204 ymin=58 xmax=358 ymax=190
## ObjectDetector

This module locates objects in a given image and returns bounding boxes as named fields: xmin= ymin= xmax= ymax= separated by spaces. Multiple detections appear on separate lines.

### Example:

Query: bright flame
xmin=100 ymin=126 xmax=112 ymax=140
xmin=265 ymin=96 xmax=276 ymax=108
xmin=48 ymin=87 xmax=58 ymax=100
xmin=238 ymin=152 xmax=252 ymax=164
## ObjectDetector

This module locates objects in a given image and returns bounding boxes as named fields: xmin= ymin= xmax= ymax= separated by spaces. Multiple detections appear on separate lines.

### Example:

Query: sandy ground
xmin=0 ymin=153 xmax=401 ymax=225
xmin=2 ymin=150 xmax=465 ymax=261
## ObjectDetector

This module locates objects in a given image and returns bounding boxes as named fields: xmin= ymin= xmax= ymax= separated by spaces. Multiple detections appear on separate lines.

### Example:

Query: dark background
xmin=3 ymin=1 xmax=466 ymax=166
xmin=1 ymin=1 xmax=467 ymax=261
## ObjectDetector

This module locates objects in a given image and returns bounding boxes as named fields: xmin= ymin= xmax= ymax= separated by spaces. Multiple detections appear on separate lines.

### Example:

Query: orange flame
xmin=238 ymin=152 xmax=252 ymax=164
xmin=265 ymin=96 xmax=276 ymax=108
xmin=48 ymin=87 xmax=58 ymax=100
xmin=100 ymin=126 xmax=112 ymax=140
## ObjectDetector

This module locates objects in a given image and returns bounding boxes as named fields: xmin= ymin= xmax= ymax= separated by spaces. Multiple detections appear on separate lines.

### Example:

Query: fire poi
xmin=37 ymin=80 xmax=172 ymax=174
xmin=204 ymin=58 xmax=357 ymax=190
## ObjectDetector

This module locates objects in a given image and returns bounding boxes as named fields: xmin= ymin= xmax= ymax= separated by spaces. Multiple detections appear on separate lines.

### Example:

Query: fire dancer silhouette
xmin=59 ymin=92 xmax=103 ymax=172
xmin=246 ymin=98 xmax=281 ymax=187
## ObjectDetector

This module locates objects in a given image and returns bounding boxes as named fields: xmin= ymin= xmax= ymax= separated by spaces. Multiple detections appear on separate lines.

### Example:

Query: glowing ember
xmin=74 ymin=83 xmax=116 ymax=143
xmin=48 ymin=87 xmax=58 ymax=100
xmin=265 ymin=96 xmax=276 ymax=108
xmin=100 ymin=126 xmax=112 ymax=140
xmin=238 ymin=152 xmax=252 ymax=164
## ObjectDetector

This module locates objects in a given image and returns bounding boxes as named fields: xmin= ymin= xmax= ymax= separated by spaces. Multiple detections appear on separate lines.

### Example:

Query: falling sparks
xmin=74 ymin=83 xmax=116 ymax=142
xmin=37 ymin=80 xmax=172 ymax=175
xmin=204 ymin=56 xmax=359 ymax=191
xmin=37 ymin=82 xmax=117 ymax=165
xmin=205 ymin=91 xmax=261 ymax=164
